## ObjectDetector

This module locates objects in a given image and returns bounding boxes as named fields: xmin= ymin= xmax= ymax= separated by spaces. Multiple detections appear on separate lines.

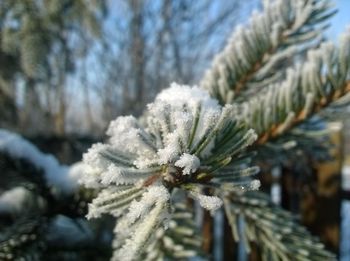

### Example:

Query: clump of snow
xmin=82 ymin=143 xmax=109 ymax=170
xmin=148 ymin=84 xmax=223 ymax=161
xmin=191 ymin=192 xmax=223 ymax=213
xmin=175 ymin=153 xmax=200 ymax=175
xmin=107 ymin=116 xmax=138 ymax=137
xmin=0 ymin=187 xmax=31 ymax=214
xmin=157 ymin=132 xmax=182 ymax=164
xmin=155 ymin=83 xmax=220 ymax=112
xmin=0 ymin=129 xmax=82 ymax=193
xmin=68 ymin=162 xmax=90 ymax=187
xmin=107 ymin=116 xmax=154 ymax=157
xmin=80 ymin=143 xmax=112 ymax=188
xmin=250 ymin=179 xmax=261 ymax=190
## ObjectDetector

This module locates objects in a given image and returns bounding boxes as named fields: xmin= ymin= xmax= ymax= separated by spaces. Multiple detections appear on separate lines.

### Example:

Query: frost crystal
xmin=155 ymin=82 xmax=220 ymax=111
xmin=250 ymin=179 xmax=261 ymax=190
xmin=175 ymin=153 xmax=200 ymax=175
xmin=191 ymin=192 xmax=223 ymax=212
xmin=126 ymin=186 xmax=170 ymax=225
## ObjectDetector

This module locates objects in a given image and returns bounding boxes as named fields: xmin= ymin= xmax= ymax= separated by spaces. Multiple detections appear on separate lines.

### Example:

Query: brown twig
xmin=255 ymin=81 xmax=350 ymax=145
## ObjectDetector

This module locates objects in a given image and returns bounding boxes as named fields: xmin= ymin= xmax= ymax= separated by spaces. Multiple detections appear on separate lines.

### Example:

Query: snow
xmin=148 ymin=84 xmax=224 ymax=160
xmin=82 ymin=143 xmax=108 ymax=170
xmin=100 ymin=165 xmax=124 ymax=185
xmin=83 ymin=84 xmax=231 ymax=180
xmin=175 ymin=153 xmax=200 ymax=175
xmin=191 ymin=192 xmax=223 ymax=213
xmin=0 ymin=129 xmax=83 ymax=193
xmin=126 ymin=185 xmax=170 ymax=225
xmin=107 ymin=116 xmax=155 ymax=158
xmin=155 ymin=83 xmax=220 ymax=112
xmin=0 ymin=187 xmax=31 ymax=214
xmin=157 ymin=132 xmax=182 ymax=164
xmin=249 ymin=179 xmax=261 ymax=190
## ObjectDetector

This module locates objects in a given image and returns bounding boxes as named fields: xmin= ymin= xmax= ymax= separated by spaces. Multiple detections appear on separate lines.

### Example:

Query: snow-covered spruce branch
xmin=81 ymin=84 xmax=260 ymax=260
xmin=223 ymin=191 xmax=336 ymax=261
xmin=201 ymin=0 xmax=335 ymax=104
xmin=235 ymin=34 xmax=350 ymax=144
xmin=0 ymin=129 xmax=84 ymax=194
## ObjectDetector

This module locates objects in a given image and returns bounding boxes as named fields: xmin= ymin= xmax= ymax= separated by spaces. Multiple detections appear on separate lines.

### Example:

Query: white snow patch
xmin=150 ymin=84 xmax=224 ymax=158
xmin=249 ymin=179 xmax=261 ymax=190
xmin=0 ymin=187 xmax=31 ymax=214
xmin=191 ymin=192 xmax=223 ymax=213
xmin=155 ymin=83 xmax=220 ymax=112
xmin=0 ymin=129 xmax=82 ymax=193
xmin=175 ymin=153 xmax=200 ymax=175
xmin=157 ymin=132 xmax=182 ymax=164
xmin=68 ymin=162 xmax=89 ymax=186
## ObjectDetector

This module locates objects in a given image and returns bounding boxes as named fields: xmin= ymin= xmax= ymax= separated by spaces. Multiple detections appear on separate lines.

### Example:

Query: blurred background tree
xmin=0 ymin=0 xmax=253 ymax=136
xmin=0 ymin=0 xmax=106 ymax=135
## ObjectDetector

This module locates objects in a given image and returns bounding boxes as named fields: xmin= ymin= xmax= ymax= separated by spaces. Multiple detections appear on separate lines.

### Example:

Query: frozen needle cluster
xmin=81 ymin=83 xmax=259 ymax=259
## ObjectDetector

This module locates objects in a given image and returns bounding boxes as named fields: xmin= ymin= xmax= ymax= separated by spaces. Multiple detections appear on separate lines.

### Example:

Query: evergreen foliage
xmin=80 ymin=0 xmax=349 ymax=260
xmin=81 ymin=84 xmax=261 ymax=260
xmin=201 ymin=0 xmax=337 ymax=104
xmin=224 ymin=191 xmax=336 ymax=260
xmin=237 ymin=35 xmax=350 ymax=143
xmin=0 ymin=0 xmax=105 ymax=80
xmin=1 ymin=0 xmax=350 ymax=260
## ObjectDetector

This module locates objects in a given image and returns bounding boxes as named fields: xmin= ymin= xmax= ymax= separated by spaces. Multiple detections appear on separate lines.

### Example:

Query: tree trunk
xmin=55 ymin=68 xmax=66 ymax=136
xmin=129 ymin=0 xmax=145 ymax=115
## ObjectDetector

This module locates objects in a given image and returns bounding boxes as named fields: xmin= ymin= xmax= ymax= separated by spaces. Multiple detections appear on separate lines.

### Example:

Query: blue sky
xmin=328 ymin=0 xmax=350 ymax=39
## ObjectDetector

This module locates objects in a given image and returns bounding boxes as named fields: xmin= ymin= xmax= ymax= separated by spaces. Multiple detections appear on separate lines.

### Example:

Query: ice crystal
xmin=175 ymin=153 xmax=200 ymax=175
xmin=191 ymin=192 xmax=223 ymax=212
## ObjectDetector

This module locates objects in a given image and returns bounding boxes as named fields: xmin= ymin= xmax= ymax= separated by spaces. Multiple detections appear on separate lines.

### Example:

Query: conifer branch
xmin=224 ymin=191 xmax=336 ymax=260
xmin=0 ymin=217 xmax=46 ymax=260
xmin=81 ymin=84 xmax=261 ymax=259
xmin=234 ymin=34 xmax=350 ymax=144
xmin=201 ymin=0 xmax=335 ymax=104
xmin=74 ymin=2 xmax=350 ymax=260
xmin=256 ymin=81 xmax=350 ymax=144
xmin=140 ymin=203 xmax=203 ymax=260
